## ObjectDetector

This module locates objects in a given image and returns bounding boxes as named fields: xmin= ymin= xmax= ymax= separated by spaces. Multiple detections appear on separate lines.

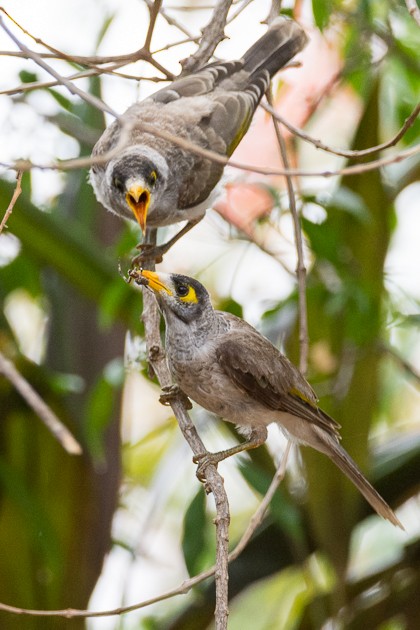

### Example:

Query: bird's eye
xmin=176 ymin=284 xmax=189 ymax=297
xmin=148 ymin=171 xmax=157 ymax=186
xmin=112 ymin=176 xmax=124 ymax=193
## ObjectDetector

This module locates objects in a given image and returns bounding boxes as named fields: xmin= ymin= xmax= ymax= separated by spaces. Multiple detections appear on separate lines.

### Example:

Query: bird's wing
xmin=149 ymin=61 xmax=243 ymax=103
xmin=149 ymin=61 xmax=264 ymax=156
xmin=215 ymin=331 xmax=340 ymax=437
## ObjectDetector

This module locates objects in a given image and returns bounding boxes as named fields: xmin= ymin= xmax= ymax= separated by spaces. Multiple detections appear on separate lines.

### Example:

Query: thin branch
xmin=263 ymin=101 xmax=420 ymax=160
xmin=379 ymin=341 xmax=420 ymax=386
xmin=0 ymin=7 xmax=174 ymax=79
xmin=232 ymin=225 xmax=295 ymax=276
xmin=0 ymin=170 xmax=22 ymax=234
xmin=0 ymin=15 xmax=119 ymax=118
xmin=181 ymin=0 xmax=234 ymax=73
xmin=0 ymin=434 xmax=292 ymax=620
xmin=144 ymin=0 xmax=163 ymax=52
xmin=2 ymin=123 xmax=419 ymax=177
xmin=267 ymin=89 xmax=308 ymax=374
xmin=229 ymin=440 xmax=292 ymax=562
xmin=138 ymin=234 xmax=229 ymax=629
xmin=0 ymin=352 xmax=82 ymax=455
xmin=405 ymin=0 xmax=420 ymax=27
xmin=144 ymin=0 xmax=196 ymax=38
xmin=227 ymin=0 xmax=256 ymax=24
xmin=152 ymin=34 xmax=200 ymax=55
xmin=0 ymin=60 xmax=135 ymax=97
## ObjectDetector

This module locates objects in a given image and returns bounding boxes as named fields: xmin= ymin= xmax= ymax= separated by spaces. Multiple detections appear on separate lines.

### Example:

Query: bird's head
xmin=107 ymin=148 xmax=169 ymax=232
xmin=138 ymin=270 xmax=212 ymax=324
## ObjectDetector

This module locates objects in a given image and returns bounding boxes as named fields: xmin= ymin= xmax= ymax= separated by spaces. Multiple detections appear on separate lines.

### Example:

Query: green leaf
xmin=83 ymin=372 xmax=121 ymax=462
xmin=46 ymin=87 xmax=74 ymax=112
xmin=124 ymin=419 xmax=178 ymax=485
xmin=19 ymin=70 xmax=37 ymax=84
xmin=312 ymin=0 xmax=333 ymax=30
xmin=182 ymin=486 xmax=208 ymax=576
xmin=217 ymin=297 xmax=243 ymax=318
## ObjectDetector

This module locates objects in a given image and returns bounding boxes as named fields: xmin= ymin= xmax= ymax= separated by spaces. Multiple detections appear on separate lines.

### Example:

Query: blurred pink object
xmin=215 ymin=26 xmax=343 ymax=231
xmin=215 ymin=182 xmax=274 ymax=236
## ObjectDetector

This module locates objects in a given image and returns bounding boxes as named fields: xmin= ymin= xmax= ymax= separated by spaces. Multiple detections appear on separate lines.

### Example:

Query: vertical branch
xmin=144 ymin=0 xmax=163 ymax=52
xmin=267 ymin=89 xmax=309 ymax=374
xmin=0 ymin=170 xmax=22 ymax=234
xmin=138 ymin=231 xmax=230 ymax=630
xmin=181 ymin=0 xmax=234 ymax=73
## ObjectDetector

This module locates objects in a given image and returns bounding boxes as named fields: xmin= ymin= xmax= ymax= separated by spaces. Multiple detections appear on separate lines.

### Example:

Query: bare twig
xmin=0 ymin=7 xmax=174 ymax=79
xmin=227 ymin=0 xmax=256 ymax=24
xmin=2 ymin=122 xmax=419 ymax=177
xmin=0 ymin=170 xmax=22 ymax=234
xmin=152 ymin=34 xmax=200 ymax=55
xmin=0 ymin=352 xmax=82 ymax=455
xmin=144 ymin=0 xmax=163 ymax=52
xmin=0 ymin=61 xmax=133 ymax=97
xmin=181 ymin=0 xmax=234 ymax=73
xmin=267 ymin=89 xmax=307 ymax=374
xmin=0 ymin=15 xmax=119 ymax=118
xmin=405 ymin=0 xmax=420 ymax=27
xmin=229 ymin=440 xmax=292 ymax=561
xmin=144 ymin=0 xmax=195 ymax=38
xmin=0 ymin=434 xmax=291 ymax=620
xmin=263 ymin=101 xmax=420 ymax=160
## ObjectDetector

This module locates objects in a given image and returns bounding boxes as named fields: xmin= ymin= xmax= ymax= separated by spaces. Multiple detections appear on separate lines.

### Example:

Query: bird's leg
xmin=159 ymin=384 xmax=193 ymax=410
xmin=194 ymin=425 xmax=268 ymax=482
xmin=132 ymin=217 xmax=203 ymax=265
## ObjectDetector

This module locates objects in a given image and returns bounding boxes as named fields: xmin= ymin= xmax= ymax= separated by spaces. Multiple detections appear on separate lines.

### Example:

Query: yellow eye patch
xmin=149 ymin=170 xmax=157 ymax=185
xmin=179 ymin=285 xmax=198 ymax=303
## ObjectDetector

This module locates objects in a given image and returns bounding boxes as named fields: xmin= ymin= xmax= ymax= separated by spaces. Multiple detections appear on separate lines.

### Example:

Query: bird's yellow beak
xmin=140 ymin=270 xmax=172 ymax=295
xmin=126 ymin=184 xmax=151 ymax=234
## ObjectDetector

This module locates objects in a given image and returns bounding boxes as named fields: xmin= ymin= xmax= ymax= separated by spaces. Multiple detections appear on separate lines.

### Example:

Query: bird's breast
xmin=168 ymin=351 xmax=277 ymax=427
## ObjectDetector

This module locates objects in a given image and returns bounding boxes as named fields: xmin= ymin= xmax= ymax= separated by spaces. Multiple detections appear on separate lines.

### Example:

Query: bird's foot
xmin=132 ymin=242 xmax=167 ymax=266
xmin=159 ymin=384 xmax=192 ymax=410
xmin=193 ymin=451 xmax=226 ymax=482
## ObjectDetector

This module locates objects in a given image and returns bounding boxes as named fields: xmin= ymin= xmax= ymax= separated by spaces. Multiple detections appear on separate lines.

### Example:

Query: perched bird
xmin=137 ymin=269 xmax=403 ymax=529
xmin=90 ymin=17 xmax=308 ymax=259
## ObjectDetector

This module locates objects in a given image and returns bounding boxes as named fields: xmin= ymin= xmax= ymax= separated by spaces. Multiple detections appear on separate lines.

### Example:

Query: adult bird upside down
xmin=90 ymin=17 xmax=308 ymax=260
xmin=136 ymin=269 xmax=403 ymax=530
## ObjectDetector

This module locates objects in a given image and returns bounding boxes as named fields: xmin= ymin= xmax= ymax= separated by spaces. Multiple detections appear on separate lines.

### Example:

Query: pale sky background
xmin=0 ymin=2 xmax=419 ymax=628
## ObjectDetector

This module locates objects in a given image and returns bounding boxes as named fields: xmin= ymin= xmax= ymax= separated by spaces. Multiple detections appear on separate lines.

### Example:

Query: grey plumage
xmin=138 ymin=270 xmax=403 ymax=529
xmin=90 ymin=18 xmax=308 ymax=251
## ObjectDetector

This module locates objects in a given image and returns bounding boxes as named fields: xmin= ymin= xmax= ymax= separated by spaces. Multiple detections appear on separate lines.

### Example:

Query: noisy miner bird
xmin=90 ymin=17 xmax=308 ymax=260
xmin=136 ymin=269 xmax=403 ymax=529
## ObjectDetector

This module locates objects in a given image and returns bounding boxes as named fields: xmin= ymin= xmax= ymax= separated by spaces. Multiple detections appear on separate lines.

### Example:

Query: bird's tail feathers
xmin=242 ymin=16 xmax=308 ymax=78
xmin=323 ymin=438 xmax=403 ymax=529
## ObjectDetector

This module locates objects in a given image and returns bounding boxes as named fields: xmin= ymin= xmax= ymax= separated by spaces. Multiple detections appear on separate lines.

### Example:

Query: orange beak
xmin=126 ymin=184 xmax=151 ymax=233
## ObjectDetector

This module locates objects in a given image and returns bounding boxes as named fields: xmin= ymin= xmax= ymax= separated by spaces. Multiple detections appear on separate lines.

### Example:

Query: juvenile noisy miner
xmin=90 ymin=17 xmax=308 ymax=259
